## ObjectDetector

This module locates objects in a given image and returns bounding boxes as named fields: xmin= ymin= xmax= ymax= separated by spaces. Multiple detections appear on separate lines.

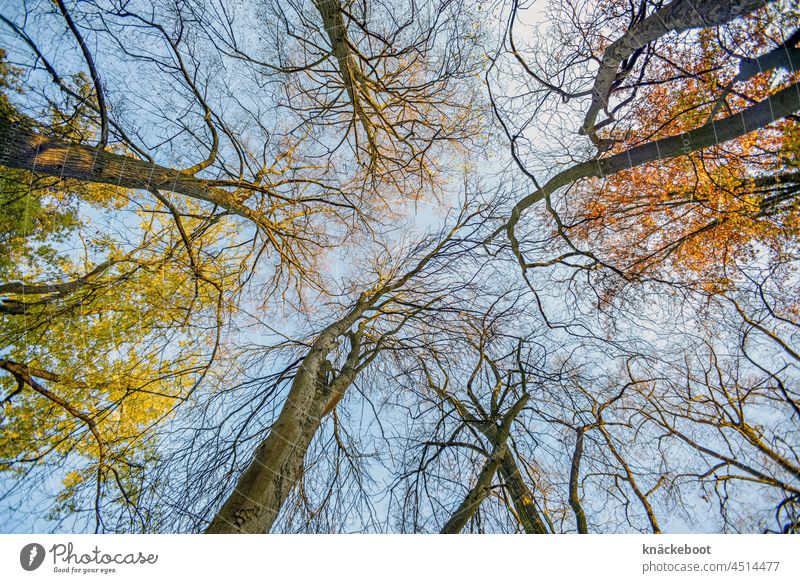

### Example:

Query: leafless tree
xmin=0 ymin=0 xmax=798 ymax=535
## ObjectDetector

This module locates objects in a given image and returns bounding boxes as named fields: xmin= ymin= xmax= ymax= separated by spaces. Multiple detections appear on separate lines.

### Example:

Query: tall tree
xmin=0 ymin=0 xmax=798 ymax=535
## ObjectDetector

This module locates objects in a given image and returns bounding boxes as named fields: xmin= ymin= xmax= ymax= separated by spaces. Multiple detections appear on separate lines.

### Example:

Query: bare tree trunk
xmin=437 ymin=385 xmax=547 ymax=533
xmin=440 ymin=443 xmax=507 ymax=534
xmin=205 ymin=300 xmax=369 ymax=533
xmin=502 ymin=80 xmax=800 ymax=238
xmin=581 ymin=0 xmax=776 ymax=143
xmin=206 ymin=228 xmax=461 ymax=533
xmin=568 ymin=428 xmax=588 ymax=534
xmin=441 ymin=395 xmax=529 ymax=533
xmin=0 ymin=120 xmax=264 ymax=224
xmin=313 ymin=0 xmax=377 ymax=157
xmin=497 ymin=452 xmax=548 ymax=534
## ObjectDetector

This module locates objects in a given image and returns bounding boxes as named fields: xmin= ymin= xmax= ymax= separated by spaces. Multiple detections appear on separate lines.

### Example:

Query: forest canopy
xmin=0 ymin=0 xmax=798 ymax=534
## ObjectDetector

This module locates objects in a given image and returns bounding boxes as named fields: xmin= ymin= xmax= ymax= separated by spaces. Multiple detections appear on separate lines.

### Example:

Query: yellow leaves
xmin=62 ymin=470 xmax=84 ymax=489
xmin=0 ymin=182 xmax=245 ymax=508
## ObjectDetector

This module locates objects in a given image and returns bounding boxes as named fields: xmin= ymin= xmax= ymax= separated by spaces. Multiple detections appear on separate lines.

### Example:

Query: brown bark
xmin=440 ymin=395 xmax=529 ymax=533
xmin=497 ymin=452 xmax=548 ymax=534
xmin=568 ymin=428 xmax=588 ymax=534
xmin=0 ymin=120 xmax=267 ymax=227
xmin=440 ymin=443 xmax=508 ymax=534
xmin=205 ymin=223 xmax=463 ymax=533
xmin=313 ymin=0 xmax=377 ymax=156
xmin=436 ymin=383 xmax=548 ymax=533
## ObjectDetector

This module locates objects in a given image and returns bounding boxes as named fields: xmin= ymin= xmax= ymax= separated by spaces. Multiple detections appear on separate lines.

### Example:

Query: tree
xmin=0 ymin=0 xmax=798 ymax=535
xmin=563 ymin=2 xmax=800 ymax=292
xmin=0 ymin=0 xmax=488 ymax=532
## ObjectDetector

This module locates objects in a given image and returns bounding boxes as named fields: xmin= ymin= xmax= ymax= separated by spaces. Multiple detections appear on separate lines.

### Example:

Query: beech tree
xmin=0 ymin=0 xmax=798 ymax=534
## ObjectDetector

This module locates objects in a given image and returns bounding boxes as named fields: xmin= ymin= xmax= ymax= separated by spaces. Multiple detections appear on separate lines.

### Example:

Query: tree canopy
xmin=0 ymin=0 xmax=799 ymax=534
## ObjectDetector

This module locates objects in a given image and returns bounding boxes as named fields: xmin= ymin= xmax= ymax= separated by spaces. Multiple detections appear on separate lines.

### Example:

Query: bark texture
xmin=440 ymin=395 xmax=530 ymax=533
xmin=497 ymin=452 xmax=549 ymax=534
xmin=206 ymin=224 xmax=452 ymax=533
xmin=205 ymin=300 xmax=369 ymax=533
xmin=313 ymin=0 xmax=377 ymax=156
xmin=0 ymin=120 xmax=266 ymax=226
xmin=568 ymin=428 xmax=588 ymax=534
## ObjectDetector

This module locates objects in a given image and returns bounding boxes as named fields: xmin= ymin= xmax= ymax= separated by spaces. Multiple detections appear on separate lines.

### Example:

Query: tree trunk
xmin=504 ymin=79 xmax=800 ymax=235
xmin=497 ymin=452 xmax=549 ymax=534
xmin=313 ymin=0 xmax=377 ymax=157
xmin=582 ymin=0 xmax=777 ymax=142
xmin=568 ymin=428 xmax=588 ymax=534
xmin=205 ymin=300 xmax=368 ymax=533
xmin=0 ymin=120 xmax=263 ymax=224
xmin=440 ymin=444 xmax=507 ymax=534
xmin=441 ymin=395 xmax=530 ymax=533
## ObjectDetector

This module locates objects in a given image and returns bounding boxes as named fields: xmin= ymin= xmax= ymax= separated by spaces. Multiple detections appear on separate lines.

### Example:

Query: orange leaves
xmin=566 ymin=7 xmax=800 ymax=292
xmin=572 ymin=138 xmax=798 ymax=289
